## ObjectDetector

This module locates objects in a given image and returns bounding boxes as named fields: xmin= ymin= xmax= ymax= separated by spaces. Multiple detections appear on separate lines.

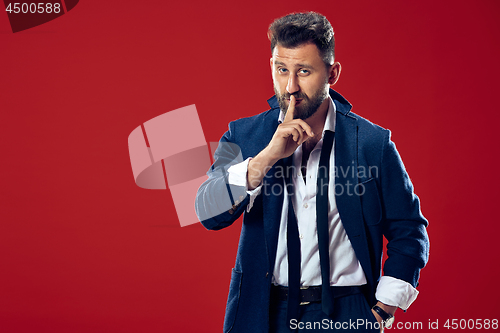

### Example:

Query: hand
xmin=246 ymin=96 xmax=315 ymax=190
xmin=262 ymin=95 xmax=315 ymax=162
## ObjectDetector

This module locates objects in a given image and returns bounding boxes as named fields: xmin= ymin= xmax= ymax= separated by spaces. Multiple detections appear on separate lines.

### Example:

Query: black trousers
xmin=269 ymin=293 xmax=380 ymax=332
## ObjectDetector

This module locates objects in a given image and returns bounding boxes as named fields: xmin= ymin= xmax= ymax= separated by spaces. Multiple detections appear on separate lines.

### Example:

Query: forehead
xmin=272 ymin=43 xmax=323 ymax=67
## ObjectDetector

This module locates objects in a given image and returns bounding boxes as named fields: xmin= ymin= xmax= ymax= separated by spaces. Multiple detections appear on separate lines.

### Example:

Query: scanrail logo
xmin=3 ymin=0 xmax=78 ymax=33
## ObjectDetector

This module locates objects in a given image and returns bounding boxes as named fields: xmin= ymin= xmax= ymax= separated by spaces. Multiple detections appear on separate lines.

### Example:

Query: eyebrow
xmin=274 ymin=60 xmax=314 ymax=69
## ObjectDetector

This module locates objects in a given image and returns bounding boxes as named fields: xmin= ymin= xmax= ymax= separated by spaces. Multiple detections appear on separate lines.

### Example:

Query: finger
xmin=285 ymin=121 xmax=314 ymax=139
xmin=281 ymin=123 xmax=308 ymax=144
xmin=291 ymin=127 xmax=301 ymax=142
xmin=295 ymin=125 xmax=306 ymax=144
xmin=295 ymin=119 xmax=314 ymax=137
xmin=298 ymin=134 xmax=311 ymax=146
xmin=284 ymin=124 xmax=303 ymax=141
xmin=284 ymin=95 xmax=296 ymax=123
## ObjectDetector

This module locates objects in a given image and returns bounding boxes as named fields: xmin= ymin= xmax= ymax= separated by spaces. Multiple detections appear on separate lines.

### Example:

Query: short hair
xmin=268 ymin=12 xmax=335 ymax=66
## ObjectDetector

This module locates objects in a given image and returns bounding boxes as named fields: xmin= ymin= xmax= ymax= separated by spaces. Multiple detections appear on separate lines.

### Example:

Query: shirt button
xmin=304 ymin=203 xmax=308 ymax=208
xmin=299 ymin=234 xmax=304 ymax=239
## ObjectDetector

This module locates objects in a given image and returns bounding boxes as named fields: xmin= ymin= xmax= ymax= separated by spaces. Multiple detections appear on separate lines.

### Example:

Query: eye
xmin=299 ymin=69 xmax=310 ymax=76
xmin=277 ymin=67 xmax=288 ymax=74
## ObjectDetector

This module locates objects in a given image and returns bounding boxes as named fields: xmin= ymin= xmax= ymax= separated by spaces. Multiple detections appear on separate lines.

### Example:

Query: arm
xmin=380 ymin=136 xmax=429 ymax=287
xmin=370 ymin=133 xmax=429 ymax=329
xmin=195 ymin=131 xmax=249 ymax=230
xmin=196 ymin=96 xmax=314 ymax=230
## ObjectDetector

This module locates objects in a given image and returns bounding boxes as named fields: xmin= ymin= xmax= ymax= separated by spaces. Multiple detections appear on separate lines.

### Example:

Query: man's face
xmin=270 ymin=42 xmax=340 ymax=120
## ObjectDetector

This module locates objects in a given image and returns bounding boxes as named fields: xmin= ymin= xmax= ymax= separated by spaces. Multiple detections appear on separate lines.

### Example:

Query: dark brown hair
xmin=268 ymin=12 xmax=335 ymax=65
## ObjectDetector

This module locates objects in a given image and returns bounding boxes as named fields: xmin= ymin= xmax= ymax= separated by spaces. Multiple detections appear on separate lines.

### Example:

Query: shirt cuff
xmin=227 ymin=157 xmax=262 ymax=212
xmin=375 ymin=276 xmax=419 ymax=311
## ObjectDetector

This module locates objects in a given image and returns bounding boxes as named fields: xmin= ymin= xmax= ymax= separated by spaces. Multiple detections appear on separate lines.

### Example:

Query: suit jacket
xmin=195 ymin=89 xmax=429 ymax=333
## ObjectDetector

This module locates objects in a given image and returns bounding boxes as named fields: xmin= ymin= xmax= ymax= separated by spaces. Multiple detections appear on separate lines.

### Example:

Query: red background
xmin=1 ymin=0 xmax=499 ymax=332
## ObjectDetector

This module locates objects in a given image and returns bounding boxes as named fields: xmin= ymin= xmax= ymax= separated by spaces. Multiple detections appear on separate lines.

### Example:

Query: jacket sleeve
xmin=379 ymin=132 xmax=430 ymax=288
xmin=195 ymin=121 xmax=250 ymax=231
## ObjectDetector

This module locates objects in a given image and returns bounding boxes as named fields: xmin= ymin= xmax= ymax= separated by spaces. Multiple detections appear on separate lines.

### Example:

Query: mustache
xmin=282 ymin=92 xmax=308 ymax=100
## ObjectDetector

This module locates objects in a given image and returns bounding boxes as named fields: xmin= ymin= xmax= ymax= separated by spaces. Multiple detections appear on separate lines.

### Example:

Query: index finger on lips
xmin=284 ymin=95 xmax=295 ymax=123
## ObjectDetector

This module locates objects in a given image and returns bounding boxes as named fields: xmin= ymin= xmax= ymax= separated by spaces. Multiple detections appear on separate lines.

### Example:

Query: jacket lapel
xmin=334 ymin=101 xmax=375 ymax=288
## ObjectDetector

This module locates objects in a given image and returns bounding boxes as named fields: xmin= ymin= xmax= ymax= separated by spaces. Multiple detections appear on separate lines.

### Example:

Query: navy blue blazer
xmin=196 ymin=89 xmax=429 ymax=333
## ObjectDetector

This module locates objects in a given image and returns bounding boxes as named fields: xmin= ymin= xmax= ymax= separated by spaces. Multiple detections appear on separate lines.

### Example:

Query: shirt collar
xmin=278 ymin=96 xmax=336 ymax=135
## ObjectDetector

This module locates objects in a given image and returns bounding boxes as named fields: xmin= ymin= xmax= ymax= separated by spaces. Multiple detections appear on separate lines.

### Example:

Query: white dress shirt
xmin=227 ymin=97 xmax=418 ymax=310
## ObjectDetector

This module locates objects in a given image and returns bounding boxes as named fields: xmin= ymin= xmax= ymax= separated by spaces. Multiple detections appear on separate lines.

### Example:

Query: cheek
xmin=272 ymin=76 xmax=287 ymax=92
xmin=307 ymin=77 xmax=329 ymax=94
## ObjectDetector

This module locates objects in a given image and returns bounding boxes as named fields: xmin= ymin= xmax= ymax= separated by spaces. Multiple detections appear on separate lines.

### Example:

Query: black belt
xmin=271 ymin=284 xmax=368 ymax=304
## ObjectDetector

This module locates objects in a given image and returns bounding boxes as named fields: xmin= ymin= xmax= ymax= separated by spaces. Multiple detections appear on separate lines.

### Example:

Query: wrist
xmin=247 ymin=149 xmax=277 ymax=190
xmin=372 ymin=303 xmax=396 ymax=328
xmin=259 ymin=145 xmax=280 ymax=166
xmin=376 ymin=301 xmax=397 ymax=316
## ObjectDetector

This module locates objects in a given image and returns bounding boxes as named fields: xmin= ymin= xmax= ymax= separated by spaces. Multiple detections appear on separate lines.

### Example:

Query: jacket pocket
xmin=223 ymin=268 xmax=242 ymax=333
xmin=360 ymin=178 xmax=382 ymax=225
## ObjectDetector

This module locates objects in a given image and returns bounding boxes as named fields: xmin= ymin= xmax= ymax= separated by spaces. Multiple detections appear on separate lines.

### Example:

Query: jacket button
xmin=266 ymin=272 xmax=269 ymax=277
xmin=228 ymin=209 xmax=234 ymax=214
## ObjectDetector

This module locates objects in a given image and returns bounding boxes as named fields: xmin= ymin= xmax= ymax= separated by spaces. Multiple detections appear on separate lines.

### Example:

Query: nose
xmin=286 ymin=73 xmax=299 ymax=95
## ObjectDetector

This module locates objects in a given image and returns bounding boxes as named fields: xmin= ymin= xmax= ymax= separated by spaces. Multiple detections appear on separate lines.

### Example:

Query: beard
xmin=275 ymin=85 xmax=329 ymax=120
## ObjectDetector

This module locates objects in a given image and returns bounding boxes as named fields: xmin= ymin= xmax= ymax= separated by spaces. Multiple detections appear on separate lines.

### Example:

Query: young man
xmin=196 ymin=12 xmax=429 ymax=333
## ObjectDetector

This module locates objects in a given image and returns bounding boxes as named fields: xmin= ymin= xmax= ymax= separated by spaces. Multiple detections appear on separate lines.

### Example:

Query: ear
xmin=328 ymin=62 xmax=342 ymax=85
xmin=270 ymin=57 xmax=274 ymax=71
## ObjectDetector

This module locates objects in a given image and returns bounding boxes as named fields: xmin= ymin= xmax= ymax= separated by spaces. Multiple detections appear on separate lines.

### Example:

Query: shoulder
xmin=336 ymin=111 xmax=393 ymax=166
xmin=229 ymin=107 xmax=280 ymax=131
xmin=226 ymin=107 xmax=280 ymax=141
xmin=344 ymin=111 xmax=391 ymax=142
xmin=330 ymin=88 xmax=390 ymax=143
xmin=218 ymin=106 xmax=280 ymax=158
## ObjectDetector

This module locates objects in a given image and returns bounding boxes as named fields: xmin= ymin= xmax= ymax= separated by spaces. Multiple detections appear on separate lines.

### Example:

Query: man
xmin=196 ymin=12 xmax=429 ymax=333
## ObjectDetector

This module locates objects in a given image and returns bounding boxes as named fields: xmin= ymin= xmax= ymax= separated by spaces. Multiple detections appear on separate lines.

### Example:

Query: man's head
xmin=268 ymin=12 xmax=335 ymax=67
xmin=268 ymin=12 xmax=341 ymax=120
